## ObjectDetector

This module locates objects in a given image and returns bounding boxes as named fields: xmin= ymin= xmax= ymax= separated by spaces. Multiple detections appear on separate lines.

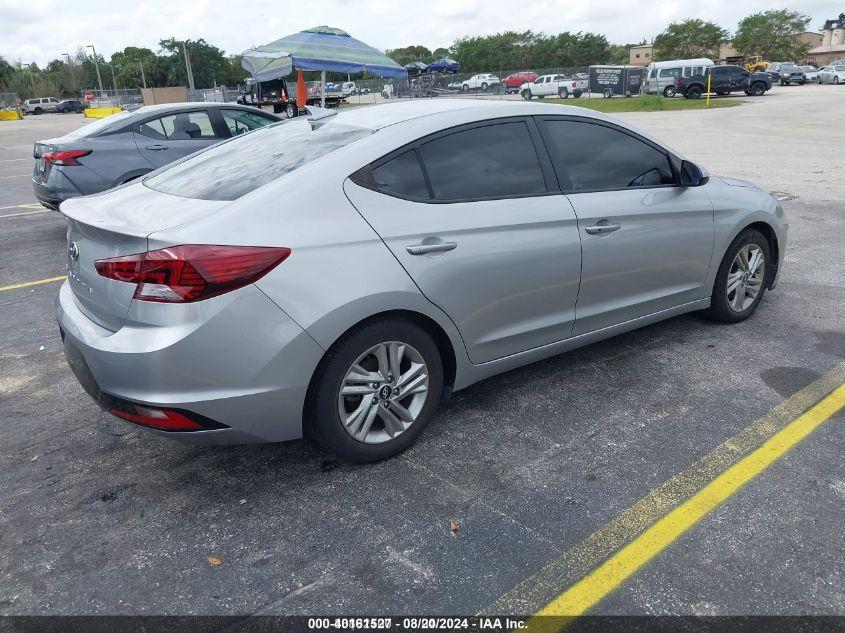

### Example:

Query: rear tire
xmin=750 ymin=82 xmax=766 ymax=96
xmin=704 ymin=229 xmax=771 ymax=323
xmin=687 ymin=86 xmax=702 ymax=99
xmin=34 ymin=107 xmax=43 ymax=115
xmin=306 ymin=318 xmax=443 ymax=463
xmin=603 ymin=88 xmax=613 ymax=99
xmin=663 ymin=86 xmax=676 ymax=97
xmin=558 ymin=87 xmax=569 ymax=99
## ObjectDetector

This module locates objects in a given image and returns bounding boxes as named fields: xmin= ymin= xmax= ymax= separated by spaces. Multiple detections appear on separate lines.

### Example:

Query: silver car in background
xmin=33 ymin=102 xmax=281 ymax=209
xmin=57 ymin=100 xmax=787 ymax=462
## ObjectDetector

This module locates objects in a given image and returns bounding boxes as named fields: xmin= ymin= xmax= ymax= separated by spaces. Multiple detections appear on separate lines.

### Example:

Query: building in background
xmin=807 ymin=13 xmax=845 ymax=65
xmin=629 ymin=32 xmax=823 ymax=66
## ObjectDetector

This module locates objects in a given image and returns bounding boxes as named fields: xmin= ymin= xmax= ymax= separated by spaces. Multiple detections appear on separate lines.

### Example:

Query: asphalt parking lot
xmin=1 ymin=85 xmax=844 ymax=618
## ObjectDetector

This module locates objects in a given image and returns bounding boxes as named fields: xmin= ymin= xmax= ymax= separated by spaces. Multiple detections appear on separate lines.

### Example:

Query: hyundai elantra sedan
xmin=58 ymin=99 xmax=787 ymax=462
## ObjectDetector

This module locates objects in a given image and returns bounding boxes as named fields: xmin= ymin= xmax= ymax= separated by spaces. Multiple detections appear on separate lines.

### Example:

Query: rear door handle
xmin=406 ymin=241 xmax=457 ymax=256
xmin=145 ymin=144 xmax=168 ymax=151
xmin=585 ymin=223 xmax=621 ymax=235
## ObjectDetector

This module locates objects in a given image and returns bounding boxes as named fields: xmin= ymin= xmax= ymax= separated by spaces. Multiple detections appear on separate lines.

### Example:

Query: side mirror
xmin=681 ymin=160 xmax=709 ymax=187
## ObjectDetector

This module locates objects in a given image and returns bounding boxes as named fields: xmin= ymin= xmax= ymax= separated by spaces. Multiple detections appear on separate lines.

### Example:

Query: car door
xmin=345 ymin=118 xmax=582 ymax=364
xmin=708 ymin=66 xmax=731 ymax=92
xmin=133 ymin=109 xmax=221 ymax=168
xmin=537 ymin=116 xmax=715 ymax=335
xmin=731 ymin=68 xmax=750 ymax=91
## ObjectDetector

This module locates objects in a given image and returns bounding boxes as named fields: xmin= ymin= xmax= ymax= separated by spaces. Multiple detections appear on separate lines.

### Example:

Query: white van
xmin=645 ymin=58 xmax=714 ymax=96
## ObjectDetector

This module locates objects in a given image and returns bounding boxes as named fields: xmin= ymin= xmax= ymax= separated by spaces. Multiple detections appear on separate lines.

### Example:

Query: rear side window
xmin=659 ymin=68 xmax=682 ymax=78
xmin=145 ymin=119 xmax=371 ymax=201
xmin=221 ymin=109 xmax=277 ymax=136
xmin=372 ymin=150 xmax=429 ymax=200
xmin=418 ymin=122 xmax=546 ymax=201
xmin=541 ymin=120 xmax=675 ymax=192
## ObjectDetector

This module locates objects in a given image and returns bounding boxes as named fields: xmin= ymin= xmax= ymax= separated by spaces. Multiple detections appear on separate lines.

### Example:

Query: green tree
xmin=158 ymin=37 xmax=232 ymax=88
xmin=432 ymin=47 xmax=450 ymax=59
xmin=732 ymin=9 xmax=812 ymax=61
xmin=386 ymin=45 xmax=433 ymax=66
xmin=652 ymin=19 xmax=728 ymax=61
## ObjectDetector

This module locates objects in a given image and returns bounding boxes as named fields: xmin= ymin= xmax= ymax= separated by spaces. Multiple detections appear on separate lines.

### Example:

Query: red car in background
xmin=502 ymin=71 xmax=539 ymax=93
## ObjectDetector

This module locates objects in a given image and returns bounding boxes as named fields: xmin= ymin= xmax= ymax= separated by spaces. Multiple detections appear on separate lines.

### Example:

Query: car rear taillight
xmin=108 ymin=400 xmax=227 ymax=432
xmin=43 ymin=149 xmax=92 ymax=166
xmin=572 ymin=81 xmax=577 ymax=87
xmin=94 ymin=245 xmax=291 ymax=303
xmin=675 ymin=78 xmax=681 ymax=87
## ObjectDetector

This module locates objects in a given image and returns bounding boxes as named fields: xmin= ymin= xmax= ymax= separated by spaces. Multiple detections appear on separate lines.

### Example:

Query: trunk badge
xmin=68 ymin=241 xmax=80 ymax=261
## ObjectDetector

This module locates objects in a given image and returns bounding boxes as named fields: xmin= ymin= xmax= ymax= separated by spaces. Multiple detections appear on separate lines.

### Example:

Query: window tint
xmin=659 ymin=67 xmax=682 ymax=78
xmin=139 ymin=118 xmax=168 ymax=139
xmin=711 ymin=66 xmax=730 ymax=77
xmin=372 ymin=150 xmax=429 ymax=200
xmin=221 ymin=109 xmax=277 ymax=136
xmin=139 ymin=111 xmax=216 ymax=140
xmin=541 ymin=120 xmax=676 ymax=192
xmin=418 ymin=122 xmax=546 ymax=201
xmin=145 ymin=119 xmax=371 ymax=201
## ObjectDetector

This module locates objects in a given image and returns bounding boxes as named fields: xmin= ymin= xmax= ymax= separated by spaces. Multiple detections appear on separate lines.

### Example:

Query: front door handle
xmin=585 ymin=222 xmax=621 ymax=235
xmin=406 ymin=241 xmax=457 ymax=256
xmin=145 ymin=144 xmax=168 ymax=151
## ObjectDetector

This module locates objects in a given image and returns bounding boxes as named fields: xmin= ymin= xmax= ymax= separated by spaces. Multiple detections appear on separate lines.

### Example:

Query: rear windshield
xmin=144 ymin=118 xmax=372 ymax=201
xmin=62 ymin=110 xmax=135 ymax=140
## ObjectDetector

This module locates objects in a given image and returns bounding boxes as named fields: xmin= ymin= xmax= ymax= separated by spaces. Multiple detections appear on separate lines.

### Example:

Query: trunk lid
xmin=60 ymin=182 xmax=230 ymax=331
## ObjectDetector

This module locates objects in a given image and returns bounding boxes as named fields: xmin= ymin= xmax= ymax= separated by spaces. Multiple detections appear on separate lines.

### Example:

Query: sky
xmin=1 ymin=0 xmax=838 ymax=67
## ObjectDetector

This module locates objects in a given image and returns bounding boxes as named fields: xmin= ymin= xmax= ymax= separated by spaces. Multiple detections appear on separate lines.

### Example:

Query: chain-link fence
xmin=1 ymin=92 xmax=20 ymax=108
xmin=342 ymin=66 xmax=644 ymax=106
xmin=80 ymin=89 xmax=143 ymax=108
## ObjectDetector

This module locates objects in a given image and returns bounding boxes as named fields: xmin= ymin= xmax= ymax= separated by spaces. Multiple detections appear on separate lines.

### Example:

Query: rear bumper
xmin=56 ymin=281 xmax=325 ymax=444
xmin=32 ymin=170 xmax=84 ymax=209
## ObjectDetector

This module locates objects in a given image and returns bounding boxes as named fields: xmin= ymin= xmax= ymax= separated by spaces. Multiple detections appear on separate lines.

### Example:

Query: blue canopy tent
xmin=242 ymin=26 xmax=407 ymax=106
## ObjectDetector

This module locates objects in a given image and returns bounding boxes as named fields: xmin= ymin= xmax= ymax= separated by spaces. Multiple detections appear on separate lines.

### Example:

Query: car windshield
xmin=61 ymin=110 xmax=135 ymax=140
xmin=144 ymin=118 xmax=372 ymax=201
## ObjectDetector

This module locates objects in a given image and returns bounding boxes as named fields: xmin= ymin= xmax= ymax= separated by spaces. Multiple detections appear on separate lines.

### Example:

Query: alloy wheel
xmin=337 ymin=341 xmax=429 ymax=444
xmin=726 ymin=243 xmax=765 ymax=312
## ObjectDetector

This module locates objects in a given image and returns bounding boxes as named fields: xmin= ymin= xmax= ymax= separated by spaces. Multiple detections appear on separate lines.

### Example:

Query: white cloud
xmin=0 ymin=0 xmax=835 ymax=67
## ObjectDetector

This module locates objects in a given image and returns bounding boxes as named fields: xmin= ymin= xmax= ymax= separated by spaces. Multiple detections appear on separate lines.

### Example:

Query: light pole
xmin=181 ymin=41 xmax=195 ymax=92
xmin=62 ymin=52 xmax=77 ymax=92
xmin=86 ymin=44 xmax=104 ymax=93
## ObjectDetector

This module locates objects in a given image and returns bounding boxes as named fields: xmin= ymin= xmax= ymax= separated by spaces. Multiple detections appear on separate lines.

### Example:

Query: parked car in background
xmin=521 ymin=74 xmax=585 ymax=99
xmin=503 ymin=71 xmax=539 ymax=93
xmin=645 ymin=58 xmax=714 ymax=97
xmin=56 ymin=99 xmax=85 ymax=113
xmin=32 ymin=103 xmax=282 ymax=209
xmin=461 ymin=74 xmax=501 ymax=92
xmin=765 ymin=62 xmax=806 ymax=85
xmin=677 ymin=65 xmax=772 ymax=98
xmin=818 ymin=64 xmax=845 ymax=84
xmin=24 ymin=97 xmax=60 ymax=114
xmin=427 ymin=58 xmax=460 ymax=73
xmin=56 ymin=99 xmax=787 ymax=462
xmin=404 ymin=61 xmax=429 ymax=76
xmin=800 ymin=65 xmax=820 ymax=82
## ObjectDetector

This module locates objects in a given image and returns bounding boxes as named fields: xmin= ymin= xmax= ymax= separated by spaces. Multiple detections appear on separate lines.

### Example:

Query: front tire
xmin=705 ymin=229 xmax=771 ymax=323
xmin=750 ymin=82 xmax=766 ymax=96
xmin=306 ymin=318 xmax=443 ymax=463
xmin=521 ymin=89 xmax=532 ymax=100
xmin=686 ymin=86 xmax=702 ymax=99
xmin=663 ymin=86 xmax=676 ymax=97
xmin=285 ymin=103 xmax=297 ymax=118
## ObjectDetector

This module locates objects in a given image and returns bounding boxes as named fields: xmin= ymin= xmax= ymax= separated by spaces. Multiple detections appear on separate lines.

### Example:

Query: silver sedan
xmin=57 ymin=100 xmax=788 ymax=462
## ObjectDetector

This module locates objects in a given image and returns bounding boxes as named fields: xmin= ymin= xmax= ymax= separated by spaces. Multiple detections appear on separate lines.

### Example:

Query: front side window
xmin=221 ymin=109 xmax=277 ymax=136
xmin=145 ymin=119 xmax=371 ymax=201
xmin=541 ymin=120 xmax=675 ymax=192
xmin=418 ymin=121 xmax=546 ymax=201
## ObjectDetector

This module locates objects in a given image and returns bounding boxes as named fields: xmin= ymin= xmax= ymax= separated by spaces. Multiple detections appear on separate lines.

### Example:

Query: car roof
xmin=333 ymin=98 xmax=615 ymax=131
xmin=129 ymin=102 xmax=253 ymax=116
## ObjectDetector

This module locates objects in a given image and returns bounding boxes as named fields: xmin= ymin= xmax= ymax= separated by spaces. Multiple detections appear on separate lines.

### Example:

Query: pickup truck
xmin=520 ymin=74 xmax=588 ymax=100
xmin=676 ymin=65 xmax=772 ymax=98
xmin=237 ymin=78 xmax=345 ymax=117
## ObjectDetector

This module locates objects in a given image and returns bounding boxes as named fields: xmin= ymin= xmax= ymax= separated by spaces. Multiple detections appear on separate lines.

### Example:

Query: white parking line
xmin=0 ymin=174 xmax=30 ymax=179
xmin=0 ymin=203 xmax=41 ymax=211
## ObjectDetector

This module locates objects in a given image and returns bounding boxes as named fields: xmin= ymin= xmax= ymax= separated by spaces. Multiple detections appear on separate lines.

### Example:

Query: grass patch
xmin=547 ymin=94 xmax=743 ymax=112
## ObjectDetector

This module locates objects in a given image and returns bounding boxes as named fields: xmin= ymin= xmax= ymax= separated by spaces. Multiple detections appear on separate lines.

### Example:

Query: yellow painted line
xmin=485 ymin=362 xmax=845 ymax=617
xmin=0 ymin=275 xmax=66 ymax=293
xmin=532 ymin=382 xmax=845 ymax=620
xmin=0 ymin=203 xmax=41 ymax=210
xmin=0 ymin=210 xmax=47 ymax=219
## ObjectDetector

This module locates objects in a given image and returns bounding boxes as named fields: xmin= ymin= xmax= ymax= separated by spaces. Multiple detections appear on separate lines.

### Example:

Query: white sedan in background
xmin=461 ymin=74 xmax=501 ymax=92
xmin=818 ymin=64 xmax=845 ymax=84
xmin=800 ymin=66 xmax=820 ymax=82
